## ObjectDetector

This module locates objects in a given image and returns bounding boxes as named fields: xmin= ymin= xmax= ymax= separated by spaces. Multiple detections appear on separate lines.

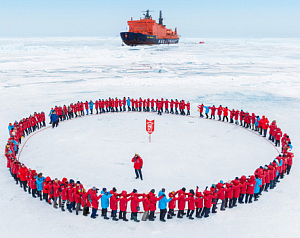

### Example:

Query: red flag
xmin=146 ymin=119 xmax=155 ymax=134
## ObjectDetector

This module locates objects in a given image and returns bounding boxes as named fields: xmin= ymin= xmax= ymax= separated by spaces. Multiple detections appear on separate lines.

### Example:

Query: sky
xmin=0 ymin=0 xmax=299 ymax=38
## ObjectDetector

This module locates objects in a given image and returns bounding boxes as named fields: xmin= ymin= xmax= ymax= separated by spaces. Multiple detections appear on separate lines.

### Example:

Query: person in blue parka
xmin=255 ymin=116 xmax=260 ymax=132
xmin=126 ymin=97 xmax=131 ymax=111
xmin=158 ymin=188 xmax=172 ymax=222
xmin=89 ymin=100 xmax=94 ymax=114
xmin=36 ymin=173 xmax=45 ymax=201
xmin=203 ymin=106 xmax=210 ymax=118
xmin=101 ymin=188 xmax=112 ymax=219
xmin=254 ymin=175 xmax=262 ymax=201
xmin=50 ymin=111 xmax=59 ymax=128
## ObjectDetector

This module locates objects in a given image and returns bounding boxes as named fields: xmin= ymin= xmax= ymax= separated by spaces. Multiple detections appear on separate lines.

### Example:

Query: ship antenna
xmin=142 ymin=9 xmax=154 ymax=19
xmin=159 ymin=10 xmax=163 ymax=25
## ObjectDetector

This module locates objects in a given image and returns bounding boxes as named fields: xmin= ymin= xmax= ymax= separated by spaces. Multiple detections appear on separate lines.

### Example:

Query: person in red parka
xmin=91 ymin=187 xmax=102 ymax=219
xmin=167 ymin=191 xmax=178 ymax=218
xmin=216 ymin=182 xmax=226 ymax=211
xmin=82 ymin=188 xmax=92 ymax=216
xmin=217 ymin=105 xmax=223 ymax=121
xmin=110 ymin=187 xmax=121 ymax=221
xmin=201 ymin=188 xmax=214 ymax=218
xmin=195 ymin=187 xmax=204 ymax=217
xmin=238 ymin=176 xmax=247 ymax=203
xmin=176 ymin=187 xmax=188 ymax=218
xmin=222 ymin=107 xmax=229 ymax=122
xmin=142 ymin=192 xmax=151 ymax=221
xmin=209 ymin=105 xmax=216 ymax=119
xmin=119 ymin=190 xmax=132 ymax=221
xmin=148 ymin=189 xmax=163 ymax=221
xmin=275 ymin=128 xmax=283 ymax=147
xmin=186 ymin=101 xmax=190 ymax=116
xmin=60 ymin=178 xmax=68 ymax=212
xmin=130 ymin=189 xmax=145 ymax=222
xmin=245 ymin=175 xmax=256 ymax=203
xmin=232 ymin=178 xmax=240 ymax=207
xmin=187 ymin=189 xmax=200 ymax=219
xmin=18 ymin=164 xmax=28 ymax=192
xmin=132 ymin=153 xmax=143 ymax=180
xmin=197 ymin=104 xmax=204 ymax=118
xmin=74 ymin=181 xmax=84 ymax=215
xmin=52 ymin=178 xmax=61 ymax=209
xmin=224 ymin=181 xmax=233 ymax=208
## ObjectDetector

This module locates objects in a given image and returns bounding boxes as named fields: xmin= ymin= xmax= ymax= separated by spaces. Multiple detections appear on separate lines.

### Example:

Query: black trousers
xmin=196 ymin=208 xmax=203 ymax=217
xmin=149 ymin=211 xmax=155 ymax=220
xmin=160 ymin=209 xmax=167 ymax=221
xmin=135 ymin=169 xmax=143 ymax=180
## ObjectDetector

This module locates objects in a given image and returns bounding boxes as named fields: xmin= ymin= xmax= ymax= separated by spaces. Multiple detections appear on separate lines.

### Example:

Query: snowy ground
xmin=0 ymin=37 xmax=300 ymax=237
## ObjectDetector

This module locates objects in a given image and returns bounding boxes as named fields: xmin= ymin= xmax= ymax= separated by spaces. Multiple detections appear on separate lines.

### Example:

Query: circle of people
xmin=5 ymin=98 xmax=294 ymax=222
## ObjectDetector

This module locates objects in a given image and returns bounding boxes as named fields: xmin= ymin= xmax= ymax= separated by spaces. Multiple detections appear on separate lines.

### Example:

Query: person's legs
xmin=138 ymin=169 xmax=143 ymax=180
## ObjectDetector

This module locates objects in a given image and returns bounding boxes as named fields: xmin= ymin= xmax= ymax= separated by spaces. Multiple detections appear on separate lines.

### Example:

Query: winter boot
xmin=130 ymin=213 xmax=134 ymax=220
xmin=134 ymin=216 xmax=140 ymax=222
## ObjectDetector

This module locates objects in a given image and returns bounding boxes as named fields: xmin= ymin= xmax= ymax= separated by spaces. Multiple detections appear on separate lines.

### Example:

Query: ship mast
xmin=159 ymin=10 xmax=163 ymax=25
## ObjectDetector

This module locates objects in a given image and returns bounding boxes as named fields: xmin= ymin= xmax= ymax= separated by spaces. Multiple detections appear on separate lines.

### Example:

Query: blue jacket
xmin=8 ymin=124 xmax=14 ymax=134
xmin=203 ymin=106 xmax=209 ymax=114
xmin=48 ymin=109 xmax=55 ymax=116
xmin=89 ymin=101 xmax=94 ymax=109
xmin=36 ymin=177 xmax=45 ymax=191
xmin=158 ymin=191 xmax=172 ymax=210
xmin=255 ymin=117 xmax=260 ymax=126
xmin=254 ymin=178 xmax=262 ymax=193
xmin=101 ymin=191 xmax=112 ymax=209
xmin=126 ymin=98 xmax=131 ymax=106
xmin=12 ymin=139 xmax=18 ymax=151
xmin=50 ymin=113 xmax=58 ymax=122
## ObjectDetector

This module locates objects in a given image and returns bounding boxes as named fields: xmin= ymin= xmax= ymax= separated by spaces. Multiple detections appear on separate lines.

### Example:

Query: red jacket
xmin=132 ymin=156 xmax=143 ymax=170
xmin=239 ymin=178 xmax=247 ymax=194
xmin=216 ymin=184 xmax=225 ymax=200
xmin=142 ymin=195 xmax=151 ymax=212
xmin=186 ymin=102 xmax=190 ymax=111
xmin=177 ymin=190 xmax=187 ymax=210
xmin=203 ymin=190 xmax=213 ymax=208
xmin=223 ymin=108 xmax=229 ymax=117
xmin=217 ymin=106 xmax=223 ymax=116
xmin=275 ymin=129 xmax=282 ymax=141
xmin=225 ymin=183 xmax=233 ymax=199
xmin=53 ymin=182 xmax=60 ymax=198
xmin=130 ymin=194 xmax=144 ymax=212
xmin=195 ymin=190 xmax=204 ymax=208
xmin=74 ymin=185 xmax=83 ymax=204
xmin=168 ymin=192 xmax=179 ymax=209
xmin=67 ymin=185 xmax=75 ymax=202
xmin=148 ymin=192 xmax=163 ymax=211
xmin=246 ymin=176 xmax=256 ymax=194
xmin=31 ymin=178 xmax=37 ymax=190
xmin=232 ymin=180 xmax=240 ymax=198
xmin=19 ymin=166 xmax=27 ymax=182
xmin=60 ymin=184 xmax=68 ymax=201
xmin=187 ymin=195 xmax=196 ymax=210
xmin=91 ymin=191 xmax=102 ymax=209
xmin=110 ymin=193 xmax=121 ymax=210
xmin=119 ymin=191 xmax=132 ymax=211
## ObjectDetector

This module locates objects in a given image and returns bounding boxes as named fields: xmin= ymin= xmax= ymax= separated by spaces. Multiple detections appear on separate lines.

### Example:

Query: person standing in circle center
xmin=132 ymin=153 xmax=143 ymax=180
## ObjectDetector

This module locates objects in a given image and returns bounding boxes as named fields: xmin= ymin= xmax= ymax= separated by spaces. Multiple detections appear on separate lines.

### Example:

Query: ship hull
xmin=120 ymin=32 xmax=179 ymax=46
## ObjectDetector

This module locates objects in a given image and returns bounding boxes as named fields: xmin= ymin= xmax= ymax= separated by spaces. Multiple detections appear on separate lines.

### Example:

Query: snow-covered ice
xmin=0 ymin=37 xmax=299 ymax=237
